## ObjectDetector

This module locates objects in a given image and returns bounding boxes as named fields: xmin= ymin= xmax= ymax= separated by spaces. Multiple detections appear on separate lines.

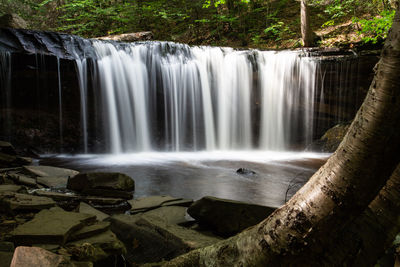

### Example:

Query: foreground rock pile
xmin=0 ymin=140 xmax=277 ymax=266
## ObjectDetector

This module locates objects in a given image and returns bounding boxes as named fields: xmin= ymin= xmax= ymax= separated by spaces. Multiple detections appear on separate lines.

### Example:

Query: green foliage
xmin=353 ymin=10 xmax=395 ymax=44
xmin=264 ymin=21 xmax=293 ymax=41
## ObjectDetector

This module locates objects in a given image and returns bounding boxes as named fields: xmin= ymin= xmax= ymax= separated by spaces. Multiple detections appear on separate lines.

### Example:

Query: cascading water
xmin=83 ymin=41 xmax=319 ymax=153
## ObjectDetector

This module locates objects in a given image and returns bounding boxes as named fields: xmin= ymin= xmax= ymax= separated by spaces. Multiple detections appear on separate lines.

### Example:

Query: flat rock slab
xmin=37 ymin=176 xmax=68 ymax=188
xmin=33 ymin=190 xmax=79 ymax=202
xmin=23 ymin=165 xmax=79 ymax=178
xmin=68 ymin=221 xmax=110 ymax=241
xmin=0 ymin=185 xmax=22 ymax=193
xmin=142 ymin=206 xmax=189 ymax=225
xmin=12 ymin=208 xmax=96 ymax=245
xmin=83 ymin=196 xmax=126 ymax=206
xmin=0 ymin=192 xmax=56 ymax=213
xmin=67 ymin=230 xmax=126 ymax=255
xmin=10 ymin=246 xmax=69 ymax=267
xmin=129 ymin=195 xmax=193 ymax=213
xmin=79 ymin=202 xmax=109 ymax=221
xmin=187 ymin=196 xmax=276 ymax=237
xmin=8 ymin=174 xmax=38 ymax=188
xmin=109 ymin=214 xmax=221 ymax=264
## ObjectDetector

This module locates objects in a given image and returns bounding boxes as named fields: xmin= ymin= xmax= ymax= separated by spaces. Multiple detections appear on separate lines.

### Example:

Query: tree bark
xmin=323 ymin=163 xmax=400 ymax=266
xmin=164 ymin=5 xmax=400 ymax=266
xmin=301 ymin=0 xmax=314 ymax=47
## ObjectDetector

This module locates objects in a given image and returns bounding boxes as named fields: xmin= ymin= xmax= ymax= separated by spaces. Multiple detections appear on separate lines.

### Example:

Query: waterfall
xmin=86 ymin=41 xmax=319 ymax=153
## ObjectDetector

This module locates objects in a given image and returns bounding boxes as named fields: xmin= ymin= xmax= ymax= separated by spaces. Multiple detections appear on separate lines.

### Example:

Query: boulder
xmin=0 ymin=141 xmax=16 ymax=155
xmin=67 ymin=172 xmax=134 ymax=199
xmin=11 ymin=208 xmax=96 ymax=245
xmin=78 ymin=202 xmax=109 ymax=221
xmin=0 ymin=192 xmax=56 ymax=213
xmin=0 ymin=14 xmax=28 ymax=29
xmin=10 ymin=246 xmax=69 ymax=267
xmin=128 ymin=195 xmax=193 ymax=214
xmin=109 ymin=213 xmax=221 ymax=264
xmin=23 ymin=165 xmax=79 ymax=178
xmin=187 ymin=196 xmax=276 ymax=236
xmin=141 ymin=206 xmax=190 ymax=225
xmin=309 ymin=122 xmax=351 ymax=152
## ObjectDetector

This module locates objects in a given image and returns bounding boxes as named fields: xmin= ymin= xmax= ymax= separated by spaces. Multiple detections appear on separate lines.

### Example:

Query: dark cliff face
xmin=0 ymin=28 xmax=380 ymax=154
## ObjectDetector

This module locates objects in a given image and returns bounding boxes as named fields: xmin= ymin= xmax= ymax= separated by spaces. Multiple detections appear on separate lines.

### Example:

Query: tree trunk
xmin=164 ymin=5 xmax=400 ymax=266
xmin=301 ymin=0 xmax=314 ymax=47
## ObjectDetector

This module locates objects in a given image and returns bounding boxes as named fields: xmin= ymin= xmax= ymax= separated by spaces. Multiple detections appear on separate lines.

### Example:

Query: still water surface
xmin=41 ymin=151 xmax=329 ymax=208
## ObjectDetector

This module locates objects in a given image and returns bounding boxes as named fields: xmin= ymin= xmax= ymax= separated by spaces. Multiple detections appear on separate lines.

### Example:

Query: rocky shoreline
xmin=0 ymin=140 xmax=277 ymax=267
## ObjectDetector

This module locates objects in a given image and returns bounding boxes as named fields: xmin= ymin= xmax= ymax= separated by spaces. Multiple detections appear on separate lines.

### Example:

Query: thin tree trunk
xmin=301 ymin=0 xmax=314 ymax=47
xmin=164 ymin=5 xmax=400 ymax=266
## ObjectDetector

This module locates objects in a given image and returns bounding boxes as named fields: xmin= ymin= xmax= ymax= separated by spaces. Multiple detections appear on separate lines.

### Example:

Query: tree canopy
xmin=0 ymin=0 xmax=396 ymax=49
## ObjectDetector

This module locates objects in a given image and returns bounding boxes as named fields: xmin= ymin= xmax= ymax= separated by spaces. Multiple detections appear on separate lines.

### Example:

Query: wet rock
xmin=23 ymin=165 xmax=79 ymax=178
xmin=11 ymin=208 xmax=96 ymax=245
xmin=37 ymin=176 xmax=69 ymax=188
xmin=109 ymin=213 xmax=221 ymax=264
xmin=0 ymin=153 xmax=18 ymax=168
xmin=83 ymin=196 xmax=126 ymax=206
xmin=78 ymin=202 xmax=109 ymax=221
xmin=0 ymin=14 xmax=28 ymax=29
xmin=0 ymin=141 xmax=16 ymax=155
xmin=187 ymin=196 xmax=276 ymax=236
xmin=0 ymin=192 xmax=56 ymax=214
xmin=67 ymin=172 xmax=134 ymax=199
xmin=68 ymin=221 xmax=111 ymax=241
xmin=0 ymin=251 xmax=14 ymax=267
xmin=129 ymin=195 xmax=193 ymax=214
xmin=236 ymin=168 xmax=256 ymax=175
xmin=64 ymin=242 xmax=108 ymax=263
xmin=10 ymin=246 xmax=69 ymax=267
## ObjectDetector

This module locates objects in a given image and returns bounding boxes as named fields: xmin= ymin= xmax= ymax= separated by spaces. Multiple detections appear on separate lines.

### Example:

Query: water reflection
xmin=40 ymin=151 xmax=329 ymax=208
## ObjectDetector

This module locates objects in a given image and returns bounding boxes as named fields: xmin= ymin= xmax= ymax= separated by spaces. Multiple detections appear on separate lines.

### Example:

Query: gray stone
xmin=78 ymin=202 xmax=109 ymax=221
xmin=129 ymin=195 xmax=192 ymax=213
xmin=0 ymin=184 xmax=22 ymax=193
xmin=23 ymin=165 xmax=79 ymax=178
xmin=109 ymin=214 xmax=221 ymax=264
xmin=0 ymin=141 xmax=16 ymax=155
xmin=68 ymin=221 xmax=110 ymax=241
xmin=0 ymin=153 xmax=18 ymax=167
xmin=37 ymin=176 xmax=68 ymax=188
xmin=10 ymin=246 xmax=70 ymax=267
xmin=12 ymin=208 xmax=96 ymax=245
xmin=83 ymin=196 xmax=125 ymax=206
xmin=68 ymin=172 xmax=134 ymax=199
xmin=0 ymin=251 xmax=14 ymax=267
xmin=187 ymin=196 xmax=276 ymax=236
xmin=0 ymin=192 xmax=56 ymax=213
xmin=0 ymin=14 xmax=28 ymax=29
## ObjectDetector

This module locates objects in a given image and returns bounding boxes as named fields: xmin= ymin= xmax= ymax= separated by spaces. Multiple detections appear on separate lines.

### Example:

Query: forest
xmin=0 ymin=0 xmax=397 ymax=49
